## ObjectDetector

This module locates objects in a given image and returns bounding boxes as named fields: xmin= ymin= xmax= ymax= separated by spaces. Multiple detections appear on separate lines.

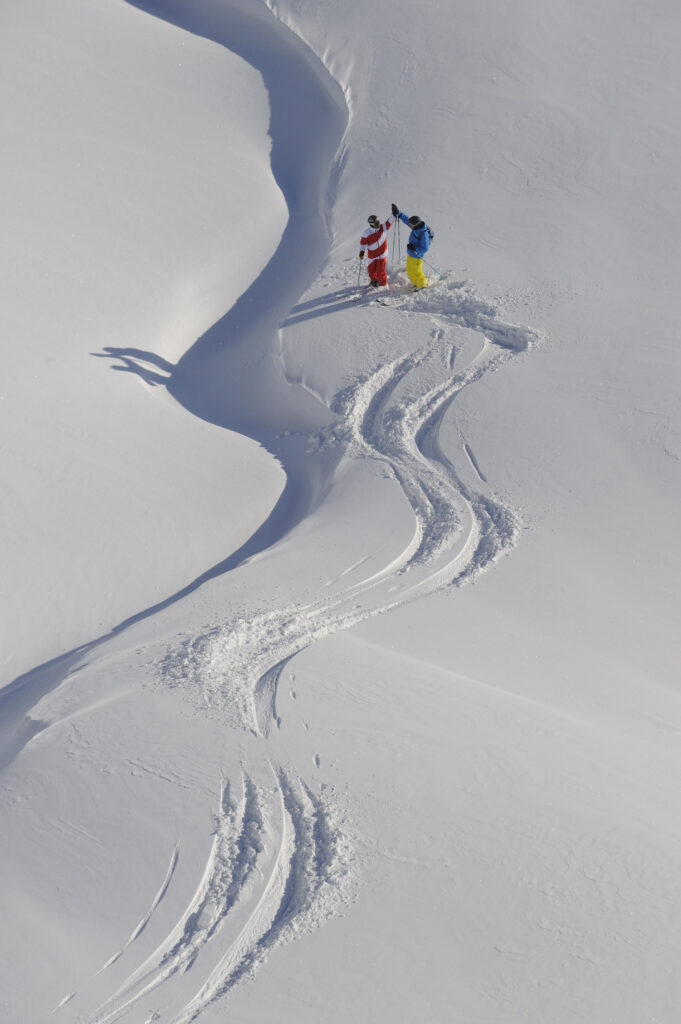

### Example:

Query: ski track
xmin=160 ymin=278 xmax=540 ymax=734
xmin=89 ymin=776 xmax=261 ymax=1021
xmin=53 ymin=844 xmax=180 ymax=1013
xmin=171 ymin=767 xmax=349 ymax=1024
xmin=51 ymin=273 xmax=539 ymax=1024
xmin=98 ymin=844 xmax=180 ymax=973
xmin=42 ymin=0 xmax=540 ymax=1015
xmin=144 ymin=280 xmax=540 ymax=1021
xmin=87 ymin=770 xmax=352 ymax=1024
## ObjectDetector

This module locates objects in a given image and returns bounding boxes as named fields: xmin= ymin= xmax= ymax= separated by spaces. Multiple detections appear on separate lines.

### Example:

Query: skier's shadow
xmin=282 ymin=284 xmax=364 ymax=327
xmin=92 ymin=347 xmax=174 ymax=386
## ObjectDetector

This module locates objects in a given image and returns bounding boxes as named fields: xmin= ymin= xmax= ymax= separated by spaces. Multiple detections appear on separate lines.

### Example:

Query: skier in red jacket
xmin=359 ymin=212 xmax=394 ymax=287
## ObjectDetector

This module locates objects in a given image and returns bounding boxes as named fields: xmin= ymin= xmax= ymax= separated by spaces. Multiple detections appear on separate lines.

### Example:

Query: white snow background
xmin=1 ymin=0 xmax=680 ymax=1021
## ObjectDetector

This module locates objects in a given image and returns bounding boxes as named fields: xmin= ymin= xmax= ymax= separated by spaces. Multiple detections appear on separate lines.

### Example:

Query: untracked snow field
xmin=2 ymin=0 xmax=681 ymax=1022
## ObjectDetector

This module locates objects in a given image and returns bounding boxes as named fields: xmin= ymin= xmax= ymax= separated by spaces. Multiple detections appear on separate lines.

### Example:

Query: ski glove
xmin=391 ymin=203 xmax=399 ymax=216
xmin=359 ymin=250 xmax=365 ymax=259
xmin=407 ymin=243 xmax=415 ymax=254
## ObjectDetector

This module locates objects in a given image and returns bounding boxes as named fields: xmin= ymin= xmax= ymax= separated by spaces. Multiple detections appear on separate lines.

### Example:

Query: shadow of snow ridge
xmin=1 ymin=0 xmax=350 ymax=763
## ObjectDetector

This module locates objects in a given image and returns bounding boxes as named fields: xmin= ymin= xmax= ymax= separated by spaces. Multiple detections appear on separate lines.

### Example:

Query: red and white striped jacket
xmin=360 ymin=215 xmax=394 ymax=263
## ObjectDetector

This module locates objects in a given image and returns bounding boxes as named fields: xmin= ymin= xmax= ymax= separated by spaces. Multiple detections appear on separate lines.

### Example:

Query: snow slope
xmin=0 ymin=0 xmax=286 ymax=681
xmin=2 ymin=0 xmax=681 ymax=1021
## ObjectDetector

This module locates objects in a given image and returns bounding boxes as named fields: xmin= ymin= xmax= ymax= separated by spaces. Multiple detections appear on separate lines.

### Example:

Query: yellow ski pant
xmin=406 ymin=254 xmax=428 ymax=288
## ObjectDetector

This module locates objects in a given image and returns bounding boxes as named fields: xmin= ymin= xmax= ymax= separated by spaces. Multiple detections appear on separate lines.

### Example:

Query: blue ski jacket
xmin=398 ymin=212 xmax=433 ymax=258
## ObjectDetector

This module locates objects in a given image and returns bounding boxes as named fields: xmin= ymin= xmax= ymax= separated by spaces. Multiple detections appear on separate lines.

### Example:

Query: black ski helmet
xmin=367 ymin=214 xmax=380 ymax=227
xmin=408 ymin=215 xmax=422 ymax=227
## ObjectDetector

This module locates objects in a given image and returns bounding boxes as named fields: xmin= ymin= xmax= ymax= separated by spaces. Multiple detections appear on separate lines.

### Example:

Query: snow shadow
xmin=92 ymin=347 xmax=174 ymax=386
xmin=1 ymin=0 xmax=349 ymax=760
xmin=282 ymin=283 xmax=364 ymax=326
xmin=115 ymin=0 xmax=349 ymax=543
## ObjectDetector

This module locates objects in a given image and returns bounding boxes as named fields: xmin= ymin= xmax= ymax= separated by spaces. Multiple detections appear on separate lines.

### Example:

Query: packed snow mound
xmin=361 ymin=274 xmax=543 ymax=352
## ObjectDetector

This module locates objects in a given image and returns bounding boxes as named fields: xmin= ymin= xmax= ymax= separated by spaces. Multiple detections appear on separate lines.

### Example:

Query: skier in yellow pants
xmin=392 ymin=203 xmax=433 ymax=288
xmin=406 ymin=253 xmax=429 ymax=289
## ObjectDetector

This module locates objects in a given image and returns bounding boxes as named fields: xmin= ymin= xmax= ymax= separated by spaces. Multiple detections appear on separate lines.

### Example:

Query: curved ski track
xmin=70 ymin=281 xmax=539 ymax=1024
xmin=36 ymin=1 xmax=542 ymax=1018
xmin=162 ymin=279 xmax=540 ymax=739
xmin=86 ymin=770 xmax=351 ymax=1024
xmin=46 ymin=304 xmax=538 ymax=1024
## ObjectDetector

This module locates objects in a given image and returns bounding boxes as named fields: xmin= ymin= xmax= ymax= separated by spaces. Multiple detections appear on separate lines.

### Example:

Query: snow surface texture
xmin=2 ymin=0 xmax=681 ymax=1022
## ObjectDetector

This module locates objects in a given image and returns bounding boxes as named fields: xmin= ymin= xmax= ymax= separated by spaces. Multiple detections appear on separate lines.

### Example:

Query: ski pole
xmin=423 ymin=258 xmax=446 ymax=278
xmin=357 ymin=258 xmax=363 ymax=287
